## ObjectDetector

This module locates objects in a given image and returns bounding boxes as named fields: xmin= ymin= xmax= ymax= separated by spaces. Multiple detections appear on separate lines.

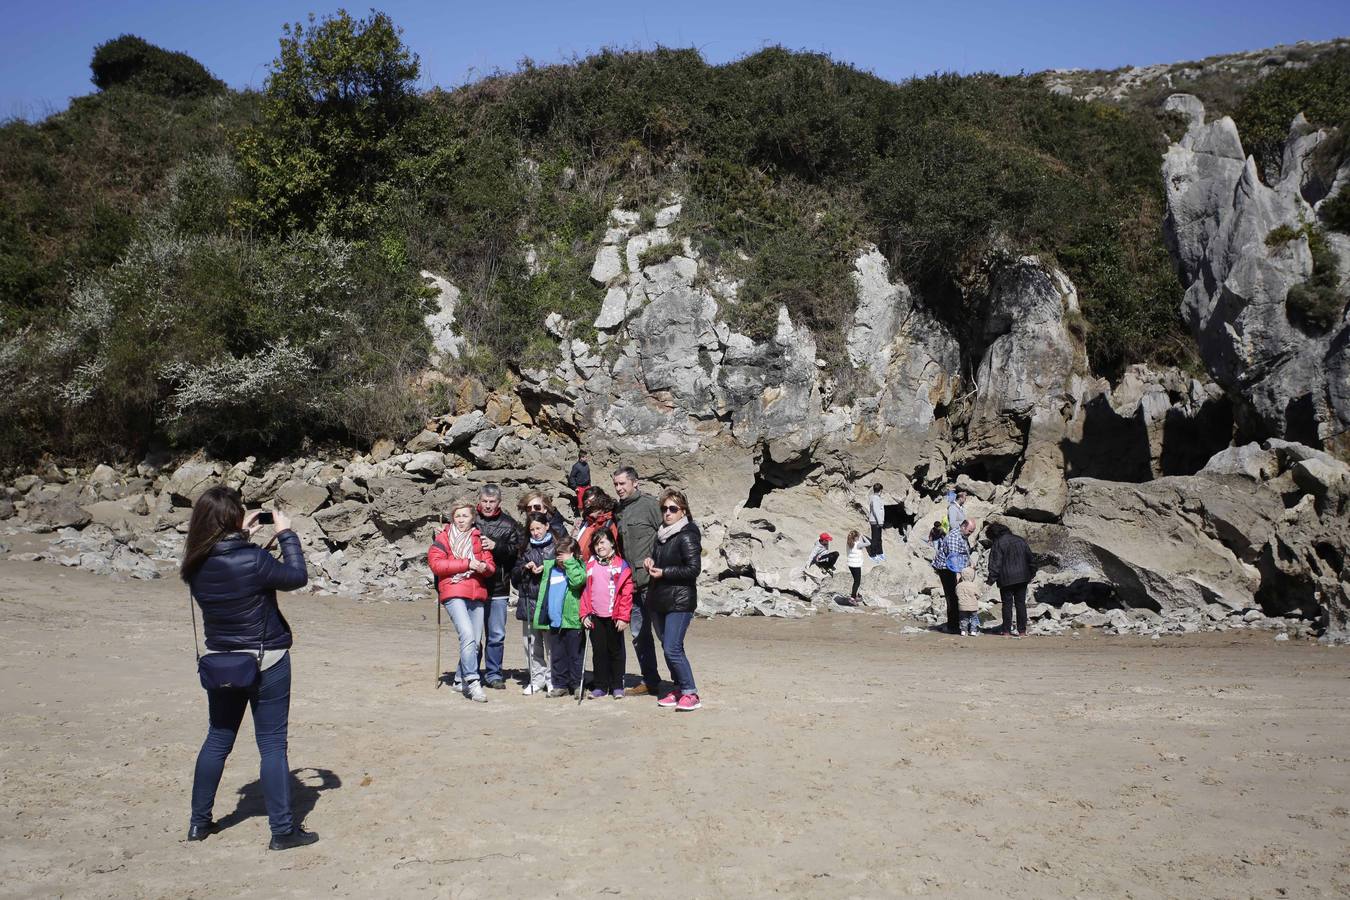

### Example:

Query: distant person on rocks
xmin=181 ymin=486 xmax=318 ymax=851
xmin=612 ymin=465 xmax=666 ymax=696
xmin=532 ymin=536 xmax=587 ymax=697
xmin=511 ymin=512 xmax=556 ymax=694
xmin=867 ymin=483 xmax=887 ymax=562
xmin=574 ymin=487 xmax=619 ymax=562
xmin=644 ymin=488 xmax=703 ymax=711
xmin=845 ymin=529 xmax=871 ymax=603
xmin=429 ymin=499 xmax=497 ymax=702
xmin=947 ymin=489 xmax=969 ymax=534
xmin=580 ymin=531 xmax=633 ymax=699
xmin=935 ymin=520 xmax=976 ymax=635
xmin=986 ymin=522 xmax=1034 ymax=638
xmin=474 ymin=485 xmax=521 ymax=691
xmin=803 ymin=532 xmax=838 ymax=575
xmin=568 ymin=450 xmax=592 ymax=514
xmin=956 ymin=567 xmax=983 ymax=636
xmin=516 ymin=491 xmax=568 ymax=539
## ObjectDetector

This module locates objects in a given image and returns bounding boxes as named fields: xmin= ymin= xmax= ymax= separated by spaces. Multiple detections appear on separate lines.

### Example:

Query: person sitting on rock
xmin=804 ymin=533 xmax=839 ymax=575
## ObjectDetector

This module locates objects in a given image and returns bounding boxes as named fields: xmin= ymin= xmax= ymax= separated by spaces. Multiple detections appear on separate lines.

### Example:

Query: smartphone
xmin=254 ymin=511 xmax=275 ymax=525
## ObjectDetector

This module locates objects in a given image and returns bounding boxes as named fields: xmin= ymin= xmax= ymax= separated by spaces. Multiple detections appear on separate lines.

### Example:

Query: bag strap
xmin=189 ymin=592 xmax=202 ymax=662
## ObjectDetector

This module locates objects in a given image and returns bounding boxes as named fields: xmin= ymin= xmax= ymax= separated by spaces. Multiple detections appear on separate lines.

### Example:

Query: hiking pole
xmin=577 ymin=629 xmax=588 ymax=707
xmin=435 ymin=599 xmax=443 ymax=689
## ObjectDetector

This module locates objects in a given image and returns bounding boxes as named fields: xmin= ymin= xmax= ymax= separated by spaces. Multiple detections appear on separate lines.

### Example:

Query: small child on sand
xmin=956 ymin=567 xmax=982 ymax=636
xmin=533 ymin=536 xmax=587 ymax=697
xmin=580 ymin=531 xmax=633 ymax=699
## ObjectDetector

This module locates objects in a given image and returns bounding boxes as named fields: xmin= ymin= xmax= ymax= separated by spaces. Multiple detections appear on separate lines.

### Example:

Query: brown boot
xmin=626 ymin=683 xmax=653 ymax=696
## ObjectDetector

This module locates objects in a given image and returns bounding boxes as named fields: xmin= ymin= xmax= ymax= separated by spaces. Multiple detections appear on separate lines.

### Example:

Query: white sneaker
xmin=521 ymin=682 xmax=546 ymax=695
xmin=466 ymin=682 xmax=488 ymax=703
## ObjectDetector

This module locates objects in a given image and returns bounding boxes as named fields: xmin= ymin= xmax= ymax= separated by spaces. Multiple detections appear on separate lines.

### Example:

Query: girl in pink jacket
xmin=579 ymin=531 xmax=633 ymax=699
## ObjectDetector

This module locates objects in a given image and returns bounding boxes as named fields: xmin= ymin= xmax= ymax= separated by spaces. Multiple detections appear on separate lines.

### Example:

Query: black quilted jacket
xmin=190 ymin=532 xmax=307 ymax=651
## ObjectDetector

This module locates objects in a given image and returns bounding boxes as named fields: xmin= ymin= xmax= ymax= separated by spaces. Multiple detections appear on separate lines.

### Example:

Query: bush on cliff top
xmin=3 ymin=14 xmax=1219 ymax=461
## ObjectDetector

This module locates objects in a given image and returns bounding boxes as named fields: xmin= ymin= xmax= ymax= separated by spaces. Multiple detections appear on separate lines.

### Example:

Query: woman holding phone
xmin=642 ymin=488 xmax=703 ymax=712
xmin=180 ymin=485 xmax=317 ymax=851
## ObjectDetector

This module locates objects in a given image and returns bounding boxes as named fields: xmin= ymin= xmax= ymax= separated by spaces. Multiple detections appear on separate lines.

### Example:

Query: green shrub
xmin=637 ymin=241 xmax=683 ymax=269
xmin=1321 ymin=189 xmax=1350 ymax=233
xmin=90 ymin=35 xmax=225 ymax=98
xmin=1283 ymin=225 xmax=1347 ymax=333
xmin=1234 ymin=50 xmax=1350 ymax=178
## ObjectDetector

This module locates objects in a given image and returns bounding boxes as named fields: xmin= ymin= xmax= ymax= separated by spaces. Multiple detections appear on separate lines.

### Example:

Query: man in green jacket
xmin=612 ymin=465 xmax=665 ymax=696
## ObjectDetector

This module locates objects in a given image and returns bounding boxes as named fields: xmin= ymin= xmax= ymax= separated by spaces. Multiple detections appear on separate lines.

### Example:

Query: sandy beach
xmin=2 ymin=554 xmax=1349 ymax=899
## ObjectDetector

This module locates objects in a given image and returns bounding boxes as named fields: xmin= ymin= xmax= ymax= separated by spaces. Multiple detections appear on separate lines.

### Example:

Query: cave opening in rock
xmin=744 ymin=447 xmax=820 ymax=509
xmin=1061 ymin=394 xmax=1153 ymax=483
xmin=1158 ymin=395 xmax=1234 ymax=476
xmin=883 ymin=502 xmax=916 ymax=538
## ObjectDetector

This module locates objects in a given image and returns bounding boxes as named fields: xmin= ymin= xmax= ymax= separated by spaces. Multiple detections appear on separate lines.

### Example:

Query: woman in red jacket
xmin=428 ymin=500 xmax=496 ymax=702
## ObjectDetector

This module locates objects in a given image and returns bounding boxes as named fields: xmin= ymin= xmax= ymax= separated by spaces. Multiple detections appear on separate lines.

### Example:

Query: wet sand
xmin=1 ymin=556 xmax=1348 ymax=898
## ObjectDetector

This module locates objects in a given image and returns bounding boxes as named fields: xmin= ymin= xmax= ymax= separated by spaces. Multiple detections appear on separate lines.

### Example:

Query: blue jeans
xmin=650 ymin=609 xmax=696 ymax=696
xmin=191 ymin=653 xmax=293 ymax=836
xmin=444 ymin=598 xmax=484 ymax=690
xmin=629 ymin=587 xmax=664 ymax=690
xmin=483 ymin=595 xmax=508 ymax=682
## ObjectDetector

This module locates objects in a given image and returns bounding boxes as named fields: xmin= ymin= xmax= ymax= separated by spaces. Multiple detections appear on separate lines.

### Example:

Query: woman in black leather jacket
xmin=180 ymin=485 xmax=317 ymax=851
xmin=642 ymin=488 xmax=703 ymax=711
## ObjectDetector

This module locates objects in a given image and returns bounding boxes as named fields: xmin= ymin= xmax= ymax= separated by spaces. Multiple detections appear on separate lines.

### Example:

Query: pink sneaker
xmin=675 ymin=693 xmax=702 ymax=712
xmin=657 ymin=692 xmax=679 ymax=708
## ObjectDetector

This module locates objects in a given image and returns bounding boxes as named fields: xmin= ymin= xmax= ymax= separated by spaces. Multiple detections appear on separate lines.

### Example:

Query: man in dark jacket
xmin=613 ymin=465 xmax=665 ymax=695
xmin=987 ymin=523 xmax=1034 ymax=637
xmin=474 ymin=484 xmax=522 ymax=688
xmin=567 ymin=450 xmax=591 ymax=514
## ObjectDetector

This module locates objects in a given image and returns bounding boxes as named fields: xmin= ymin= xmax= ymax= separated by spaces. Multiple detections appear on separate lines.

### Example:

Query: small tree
xmin=234 ymin=9 xmax=420 ymax=235
xmin=90 ymin=35 xmax=224 ymax=98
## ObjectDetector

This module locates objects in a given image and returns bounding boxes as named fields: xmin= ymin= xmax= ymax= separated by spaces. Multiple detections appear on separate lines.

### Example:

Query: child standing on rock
xmin=956 ymin=567 xmax=982 ymax=636
xmin=580 ymin=531 xmax=633 ymax=699
xmin=533 ymin=536 xmax=587 ymax=697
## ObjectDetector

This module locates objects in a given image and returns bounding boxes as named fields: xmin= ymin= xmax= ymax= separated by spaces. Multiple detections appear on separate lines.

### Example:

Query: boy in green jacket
xmin=534 ymin=537 xmax=587 ymax=697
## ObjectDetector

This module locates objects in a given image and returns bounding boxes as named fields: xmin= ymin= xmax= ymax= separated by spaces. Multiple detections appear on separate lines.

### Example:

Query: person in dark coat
xmin=567 ymin=450 xmax=592 ymax=513
xmin=986 ymin=522 xmax=1035 ymax=637
xmin=474 ymin=484 xmax=522 ymax=689
xmin=511 ymin=512 xmax=556 ymax=694
xmin=643 ymin=487 xmax=703 ymax=711
xmin=613 ymin=465 xmax=665 ymax=696
xmin=180 ymin=485 xmax=317 ymax=851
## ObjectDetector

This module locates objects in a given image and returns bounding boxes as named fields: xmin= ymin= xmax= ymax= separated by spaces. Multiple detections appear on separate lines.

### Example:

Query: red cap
xmin=819 ymin=532 xmax=832 ymax=542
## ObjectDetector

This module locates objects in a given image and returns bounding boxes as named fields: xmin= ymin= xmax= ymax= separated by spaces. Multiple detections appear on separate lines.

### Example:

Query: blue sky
xmin=3 ymin=0 xmax=1349 ymax=119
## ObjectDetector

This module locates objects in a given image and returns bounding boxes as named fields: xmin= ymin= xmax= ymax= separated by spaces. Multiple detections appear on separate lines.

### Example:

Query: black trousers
xmin=1001 ymin=582 xmax=1029 ymax=634
xmin=547 ymin=629 xmax=585 ymax=692
xmin=588 ymin=616 xmax=626 ymax=693
xmin=937 ymin=569 xmax=960 ymax=633
xmin=849 ymin=566 xmax=862 ymax=598
xmin=813 ymin=550 xmax=839 ymax=572
xmin=870 ymin=524 xmax=883 ymax=556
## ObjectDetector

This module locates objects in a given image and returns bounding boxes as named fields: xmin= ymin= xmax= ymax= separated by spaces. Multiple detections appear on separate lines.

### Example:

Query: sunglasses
xmin=528 ymin=504 xmax=545 ymax=511
xmin=661 ymin=505 xmax=682 ymax=514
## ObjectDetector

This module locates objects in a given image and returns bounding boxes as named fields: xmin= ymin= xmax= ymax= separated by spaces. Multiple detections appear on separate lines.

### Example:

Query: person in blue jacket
xmin=180 ymin=485 xmax=317 ymax=851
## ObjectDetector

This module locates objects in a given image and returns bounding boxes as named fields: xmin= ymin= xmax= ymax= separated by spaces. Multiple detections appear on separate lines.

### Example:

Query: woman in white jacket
xmin=845 ymin=529 xmax=871 ymax=603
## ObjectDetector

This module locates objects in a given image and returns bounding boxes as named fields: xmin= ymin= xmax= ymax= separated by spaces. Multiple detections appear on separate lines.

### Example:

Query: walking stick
xmin=435 ymin=599 xmax=443 ymax=689
xmin=576 ymin=625 xmax=589 ymax=707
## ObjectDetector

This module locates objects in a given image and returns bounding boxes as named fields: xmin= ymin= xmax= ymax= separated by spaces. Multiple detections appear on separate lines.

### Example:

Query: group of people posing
xmin=427 ymin=464 xmax=704 ymax=711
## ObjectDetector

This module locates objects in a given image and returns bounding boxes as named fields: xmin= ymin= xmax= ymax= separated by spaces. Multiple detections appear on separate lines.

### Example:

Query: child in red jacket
xmin=428 ymin=500 xmax=496 ymax=702
xmin=579 ymin=531 xmax=634 ymax=699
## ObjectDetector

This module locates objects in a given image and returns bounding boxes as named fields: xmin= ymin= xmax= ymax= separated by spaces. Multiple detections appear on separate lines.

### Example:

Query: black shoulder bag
xmin=190 ymin=594 xmax=266 ymax=691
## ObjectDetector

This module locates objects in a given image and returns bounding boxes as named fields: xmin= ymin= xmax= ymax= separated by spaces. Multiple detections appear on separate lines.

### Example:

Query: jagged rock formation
xmin=1162 ymin=94 xmax=1350 ymax=454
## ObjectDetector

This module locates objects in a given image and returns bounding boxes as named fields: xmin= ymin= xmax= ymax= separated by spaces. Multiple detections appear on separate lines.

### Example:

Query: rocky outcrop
xmin=1162 ymin=95 xmax=1350 ymax=453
